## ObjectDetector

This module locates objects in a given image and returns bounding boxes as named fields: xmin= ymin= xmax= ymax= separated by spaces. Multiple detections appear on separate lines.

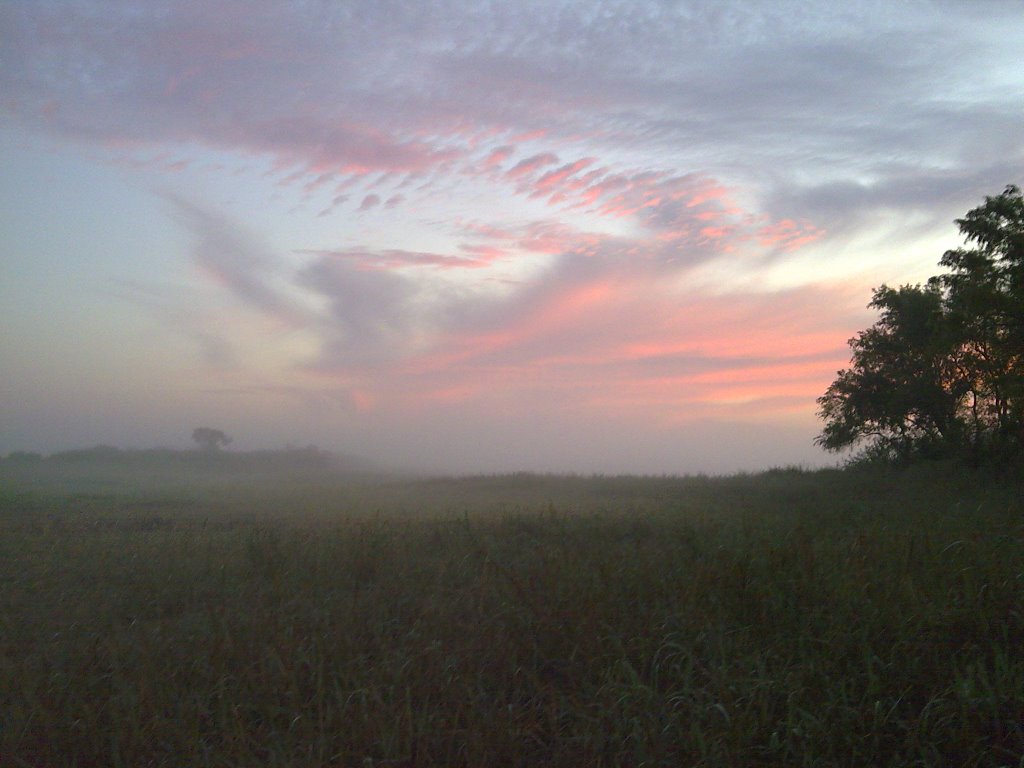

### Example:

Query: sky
xmin=2 ymin=1 xmax=1023 ymax=474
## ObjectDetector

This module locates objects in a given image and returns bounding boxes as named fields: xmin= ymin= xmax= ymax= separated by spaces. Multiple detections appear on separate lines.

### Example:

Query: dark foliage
xmin=818 ymin=186 xmax=1024 ymax=464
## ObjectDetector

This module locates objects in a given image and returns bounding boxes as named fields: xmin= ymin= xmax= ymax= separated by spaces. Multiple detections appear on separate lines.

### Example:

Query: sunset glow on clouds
xmin=2 ymin=1 xmax=1023 ymax=472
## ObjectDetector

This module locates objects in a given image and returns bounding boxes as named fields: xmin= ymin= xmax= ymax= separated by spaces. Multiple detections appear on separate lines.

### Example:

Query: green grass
xmin=1 ymin=464 xmax=1022 ymax=766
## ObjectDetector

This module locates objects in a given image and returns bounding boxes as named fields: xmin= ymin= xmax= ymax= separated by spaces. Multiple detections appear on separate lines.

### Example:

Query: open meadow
xmin=1 ymin=458 xmax=1022 ymax=767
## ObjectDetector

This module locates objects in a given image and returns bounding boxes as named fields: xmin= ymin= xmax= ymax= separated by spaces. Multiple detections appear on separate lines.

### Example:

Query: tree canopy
xmin=817 ymin=185 xmax=1024 ymax=464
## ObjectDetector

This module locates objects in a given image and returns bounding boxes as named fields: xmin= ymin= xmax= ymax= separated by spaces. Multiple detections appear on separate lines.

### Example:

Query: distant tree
xmin=192 ymin=427 xmax=233 ymax=452
xmin=817 ymin=185 xmax=1024 ymax=464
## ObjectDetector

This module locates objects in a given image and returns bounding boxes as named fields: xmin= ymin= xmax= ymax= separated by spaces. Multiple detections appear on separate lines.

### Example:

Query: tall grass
xmin=1 ymin=465 xmax=1021 ymax=766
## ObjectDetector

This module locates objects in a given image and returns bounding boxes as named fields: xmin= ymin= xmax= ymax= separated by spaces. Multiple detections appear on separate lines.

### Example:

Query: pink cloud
xmin=459 ymin=243 xmax=508 ymax=260
xmin=699 ymin=225 xmax=731 ymax=240
xmin=515 ymin=221 xmax=589 ymax=255
xmin=509 ymin=129 xmax=548 ymax=143
xmin=483 ymin=145 xmax=515 ymax=168
xmin=350 ymin=389 xmax=377 ymax=412
xmin=757 ymin=218 xmax=824 ymax=252
xmin=532 ymin=157 xmax=596 ymax=194
xmin=281 ymin=209 xmax=866 ymax=443
xmin=360 ymin=275 xmax=867 ymax=427
xmin=444 ymin=174 xmax=784 ymax=269
xmin=458 ymin=221 xmax=517 ymax=240
xmin=506 ymin=152 xmax=559 ymax=179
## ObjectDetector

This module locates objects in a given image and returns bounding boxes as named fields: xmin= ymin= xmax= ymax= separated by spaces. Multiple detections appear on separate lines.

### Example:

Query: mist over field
xmin=1 ymin=418 xmax=835 ymax=477
xmin=3 ymin=453 xmax=1023 ymax=765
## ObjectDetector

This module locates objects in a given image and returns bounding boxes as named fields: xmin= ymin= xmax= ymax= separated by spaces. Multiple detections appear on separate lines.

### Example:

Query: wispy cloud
xmin=506 ymin=153 xmax=559 ymax=180
xmin=357 ymin=194 xmax=381 ymax=211
xmin=164 ymin=194 xmax=303 ymax=326
xmin=299 ymin=247 xmax=505 ymax=272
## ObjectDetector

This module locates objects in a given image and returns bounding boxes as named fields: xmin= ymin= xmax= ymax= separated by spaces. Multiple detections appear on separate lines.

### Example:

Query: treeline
xmin=0 ymin=445 xmax=369 ymax=472
xmin=818 ymin=185 xmax=1024 ymax=465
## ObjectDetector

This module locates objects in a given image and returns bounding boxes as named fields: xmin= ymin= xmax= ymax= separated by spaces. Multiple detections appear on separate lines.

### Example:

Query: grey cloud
xmin=3 ymin=1 xmax=1020 ymax=228
xmin=297 ymin=254 xmax=422 ymax=367
xmin=0 ymin=2 xmax=461 ymax=175
xmin=165 ymin=194 xmax=303 ymax=323
xmin=299 ymin=247 xmax=499 ymax=271
xmin=761 ymin=160 xmax=1024 ymax=248
xmin=358 ymin=194 xmax=381 ymax=211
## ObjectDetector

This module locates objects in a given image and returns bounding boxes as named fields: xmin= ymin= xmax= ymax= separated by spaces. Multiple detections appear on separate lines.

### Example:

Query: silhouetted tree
xmin=817 ymin=283 xmax=971 ymax=461
xmin=939 ymin=185 xmax=1024 ymax=455
xmin=818 ymin=185 xmax=1024 ymax=464
xmin=192 ymin=427 xmax=233 ymax=452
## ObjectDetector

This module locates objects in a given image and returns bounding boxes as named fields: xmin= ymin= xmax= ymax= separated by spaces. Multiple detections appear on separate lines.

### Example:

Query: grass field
xmin=1 ymin=459 xmax=1022 ymax=766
